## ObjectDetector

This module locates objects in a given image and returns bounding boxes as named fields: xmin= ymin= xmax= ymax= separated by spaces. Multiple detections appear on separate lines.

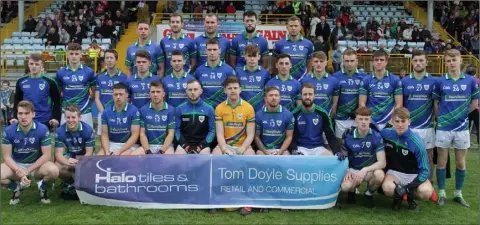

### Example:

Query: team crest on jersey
xmin=366 ymin=142 xmax=371 ymax=148
xmin=78 ymin=76 xmax=84 ymax=81
xmin=384 ymin=83 xmax=390 ymax=88
xmin=355 ymin=80 xmax=360 ymax=85
xmin=256 ymin=76 xmax=261 ymax=82
xmin=122 ymin=117 xmax=127 ymax=123
xmin=276 ymin=120 xmax=282 ymax=126
xmin=312 ymin=118 xmax=319 ymax=125
xmin=29 ymin=137 xmax=35 ymax=144
xmin=39 ymin=83 xmax=45 ymax=90
xmin=78 ymin=138 xmax=82 ymax=144
xmin=402 ymin=149 xmax=408 ymax=156
xmin=162 ymin=115 xmax=167 ymax=121
xmin=238 ymin=113 xmax=243 ymax=119
xmin=199 ymin=115 xmax=205 ymax=123
xmin=217 ymin=73 xmax=222 ymax=79
xmin=287 ymin=86 xmax=292 ymax=91
xmin=323 ymin=84 xmax=329 ymax=90
xmin=179 ymin=44 xmax=184 ymax=48
xmin=461 ymin=85 xmax=467 ymax=91
xmin=299 ymin=46 xmax=304 ymax=50
xmin=424 ymin=85 xmax=429 ymax=90
xmin=182 ymin=83 xmax=187 ymax=88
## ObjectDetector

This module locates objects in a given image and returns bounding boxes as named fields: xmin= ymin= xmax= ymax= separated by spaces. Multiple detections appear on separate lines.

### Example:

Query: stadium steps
xmin=114 ymin=23 xmax=139 ymax=73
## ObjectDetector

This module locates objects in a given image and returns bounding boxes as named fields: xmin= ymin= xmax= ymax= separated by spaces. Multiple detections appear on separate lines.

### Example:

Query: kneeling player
xmin=98 ymin=83 xmax=140 ymax=155
xmin=340 ymin=107 xmax=386 ymax=208
xmin=1 ymin=100 xmax=59 ymax=205
xmin=135 ymin=81 xmax=175 ymax=155
xmin=381 ymin=108 xmax=435 ymax=211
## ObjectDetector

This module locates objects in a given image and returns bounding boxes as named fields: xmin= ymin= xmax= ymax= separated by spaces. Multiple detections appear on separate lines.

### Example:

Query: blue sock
xmin=437 ymin=168 xmax=446 ymax=190
xmin=7 ymin=181 xmax=18 ymax=191
xmin=455 ymin=169 xmax=466 ymax=191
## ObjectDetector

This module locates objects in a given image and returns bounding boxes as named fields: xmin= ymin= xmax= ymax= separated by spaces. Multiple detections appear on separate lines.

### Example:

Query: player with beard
xmin=162 ymin=50 xmax=195 ymax=107
xmin=265 ymin=54 xmax=302 ymax=111
xmin=195 ymin=14 xmax=231 ymax=66
xmin=229 ymin=10 xmax=269 ymax=69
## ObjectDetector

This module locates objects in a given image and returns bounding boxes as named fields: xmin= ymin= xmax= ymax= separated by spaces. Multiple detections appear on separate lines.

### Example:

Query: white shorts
xmin=349 ymin=168 xmax=367 ymax=181
xmin=96 ymin=111 xmax=103 ymax=136
xmin=62 ymin=112 xmax=94 ymax=129
xmin=386 ymin=170 xmax=417 ymax=186
xmin=297 ymin=146 xmax=329 ymax=156
xmin=435 ymin=130 xmax=470 ymax=149
xmin=335 ymin=119 xmax=356 ymax=138
xmin=150 ymin=144 xmax=174 ymax=154
xmin=109 ymin=142 xmax=140 ymax=153
xmin=411 ymin=128 xmax=435 ymax=149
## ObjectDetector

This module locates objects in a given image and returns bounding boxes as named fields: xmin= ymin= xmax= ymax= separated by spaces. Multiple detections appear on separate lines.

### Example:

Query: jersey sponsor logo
xmin=402 ymin=149 xmax=408 ymax=156
xmin=365 ymin=141 xmax=371 ymax=148
xmin=14 ymin=139 xmax=20 ymax=143
xmin=237 ymin=113 xmax=243 ymax=119
xmin=461 ymin=85 xmax=467 ymax=91
xmin=199 ymin=115 xmax=205 ymax=123
xmin=146 ymin=115 xmax=153 ymax=120
xmin=110 ymin=118 xmax=116 ymax=123
xmin=29 ymin=137 xmax=35 ymax=144
xmin=22 ymin=84 xmax=31 ymax=89
xmin=276 ymin=120 xmax=282 ymax=126
xmin=353 ymin=144 xmax=361 ymax=148
xmin=443 ymin=86 xmax=451 ymax=90
xmin=168 ymin=83 xmax=175 ymax=87
xmin=424 ymin=84 xmax=429 ymax=90
xmin=323 ymin=84 xmax=329 ymax=90
xmin=407 ymin=85 xmax=414 ymax=90
xmin=39 ymin=83 xmax=45 ymax=90
xmin=312 ymin=118 xmax=319 ymax=125
xmin=161 ymin=115 xmax=167 ymax=121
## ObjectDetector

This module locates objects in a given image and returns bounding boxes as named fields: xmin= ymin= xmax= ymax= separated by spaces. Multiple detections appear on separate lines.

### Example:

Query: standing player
xmin=291 ymin=83 xmax=340 ymax=156
xmin=255 ymin=86 xmax=294 ymax=155
xmin=273 ymin=16 xmax=313 ymax=80
xmin=359 ymin=50 xmax=403 ymax=130
xmin=125 ymin=20 xmax=164 ymax=77
xmin=332 ymin=49 xmax=365 ymax=151
xmin=380 ymin=108 xmax=435 ymax=211
xmin=194 ymin=39 xmax=235 ymax=108
xmin=433 ymin=49 xmax=478 ymax=207
xmin=300 ymin=51 xmax=339 ymax=114
xmin=12 ymin=53 xmax=61 ymax=129
xmin=229 ymin=10 xmax=269 ymax=69
xmin=99 ymin=83 xmax=140 ymax=156
xmin=340 ymin=107 xmax=386 ymax=208
xmin=162 ymin=50 xmax=195 ymax=107
xmin=135 ymin=81 xmax=175 ymax=155
xmin=126 ymin=50 xmax=161 ymax=109
xmin=160 ymin=13 xmax=196 ymax=75
xmin=1 ymin=101 xmax=59 ymax=205
xmin=195 ymin=14 xmax=230 ymax=66
xmin=213 ymin=76 xmax=255 ymax=216
xmin=54 ymin=104 xmax=94 ymax=192
xmin=401 ymin=50 xmax=436 ymax=182
xmin=175 ymin=79 xmax=216 ymax=154
xmin=94 ymin=49 xmax=128 ymax=135
xmin=265 ymin=54 xmax=301 ymax=111
xmin=235 ymin=44 xmax=271 ymax=112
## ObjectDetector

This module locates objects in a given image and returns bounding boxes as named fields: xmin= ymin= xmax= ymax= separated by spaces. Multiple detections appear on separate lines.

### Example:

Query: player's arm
xmin=174 ymin=108 xmax=187 ymax=147
xmin=204 ymin=108 xmax=216 ymax=147
xmin=363 ymin=146 xmax=386 ymax=173
xmin=306 ymin=59 xmax=313 ymax=74
xmin=321 ymin=110 xmax=339 ymax=154
xmin=189 ymin=41 xmax=197 ymax=72
xmin=306 ymin=44 xmax=314 ymax=74
xmin=139 ymin=127 xmax=150 ymax=152
xmin=261 ymin=40 xmax=269 ymax=69
xmin=157 ymin=45 xmax=165 ymax=78
xmin=54 ymin=134 xmax=70 ymax=165
xmin=46 ymin=77 xmax=62 ymax=123
xmin=100 ymin=124 xmax=110 ymax=155
xmin=117 ymin=124 xmax=139 ymax=154
xmin=125 ymin=48 xmax=133 ymax=76
xmin=330 ymin=95 xmax=339 ymax=118
xmin=469 ymin=80 xmax=479 ymax=113
xmin=94 ymin=90 xmax=104 ymax=112
xmin=161 ymin=129 xmax=175 ymax=153
xmin=358 ymin=79 xmax=368 ymax=108
xmin=88 ymin=70 xmax=96 ymax=98
xmin=2 ymin=134 xmax=21 ymax=172
xmin=157 ymin=61 xmax=165 ymax=79
xmin=470 ymin=99 xmax=478 ymax=113
xmin=241 ymin=122 xmax=255 ymax=153
xmin=25 ymin=133 xmax=51 ymax=174
xmin=433 ymin=100 xmax=439 ymax=119
xmin=215 ymin=120 xmax=228 ymax=151
xmin=254 ymin=132 xmax=268 ymax=154
xmin=394 ymin=79 xmax=403 ymax=108
xmin=405 ymin=144 xmax=430 ymax=190
xmin=279 ymin=129 xmax=293 ymax=154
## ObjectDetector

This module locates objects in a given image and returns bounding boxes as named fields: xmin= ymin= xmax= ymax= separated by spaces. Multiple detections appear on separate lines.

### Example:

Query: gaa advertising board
xmin=75 ymin=155 xmax=348 ymax=209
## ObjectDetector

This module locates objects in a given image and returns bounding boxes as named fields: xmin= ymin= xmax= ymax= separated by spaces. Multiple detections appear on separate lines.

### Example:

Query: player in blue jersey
xmin=162 ymin=50 xmax=195 ymax=107
xmin=194 ymin=38 xmax=235 ymax=107
xmin=12 ymin=53 xmax=61 ymax=130
xmin=175 ymin=79 xmax=216 ymax=154
xmin=195 ymin=13 xmax=230 ymax=66
xmin=291 ymin=83 xmax=340 ymax=156
xmin=273 ymin=16 xmax=313 ymax=80
xmin=126 ymin=50 xmax=161 ymax=109
xmin=235 ymin=44 xmax=271 ymax=112
xmin=401 ymin=50 xmax=436 ymax=181
xmin=359 ymin=50 xmax=403 ymax=130
xmin=99 ymin=83 xmax=140 ymax=156
xmin=265 ymin=54 xmax=301 ymax=111
xmin=54 ymin=104 xmax=94 ymax=195
xmin=94 ymin=49 xmax=128 ymax=135
xmin=332 ymin=49 xmax=365 ymax=151
xmin=56 ymin=43 xmax=96 ymax=129
xmin=160 ymin=13 xmax=197 ymax=75
xmin=380 ymin=108 xmax=435 ymax=211
xmin=255 ymin=86 xmax=293 ymax=155
xmin=125 ymin=20 xmax=164 ymax=77
xmin=135 ymin=81 xmax=175 ymax=155
xmin=340 ymin=107 xmax=386 ymax=208
xmin=300 ymin=51 xmax=339 ymax=114
xmin=229 ymin=10 xmax=269 ymax=69
xmin=433 ymin=49 xmax=479 ymax=207
xmin=1 ymin=101 xmax=59 ymax=205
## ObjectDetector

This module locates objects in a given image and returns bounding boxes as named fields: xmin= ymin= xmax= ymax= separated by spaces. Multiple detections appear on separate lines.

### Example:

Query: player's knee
xmin=341 ymin=181 xmax=354 ymax=192
xmin=417 ymin=184 xmax=434 ymax=200
xmin=382 ymin=181 xmax=396 ymax=196
xmin=45 ymin=164 xmax=60 ymax=178
xmin=97 ymin=149 xmax=105 ymax=155
xmin=455 ymin=158 xmax=466 ymax=169
xmin=256 ymin=151 xmax=265 ymax=155
xmin=282 ymin=151 xmax=290 ymax=155
xmin=199 ymin=148 xmax=211 ymax=154
xmin=243 ymin=148 xmax=255 ymax=155
xmin=373 ymin=170 xmax=385 ymax=184
xmin=211 ymin=147 xmax=223 ymax=155
xmin=322 ymin=150 xmax=333 ymax=156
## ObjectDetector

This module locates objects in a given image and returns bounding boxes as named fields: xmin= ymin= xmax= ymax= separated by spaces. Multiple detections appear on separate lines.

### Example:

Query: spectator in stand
xmin=411 ymin=26 xmax=420 ymax=42
xmin=471 ymin=34 xmax=479 ymax=55
xmin=330 ymin=21 xmax=347 ymax=46
xmin=400 ymin=44 xmax=411 ymax=54
xmin=45 ymin=27 xmax=60 ymax=46
xmin=226 ymin=2 xmax=236 ymax=14
xmin=391 ymin=44 xmax=402 ymax=54
xmin=95 ymin=2 xmax=106 ymax=15
xmin=309 ymin=12 xmax=320 ymax=38
xmin=347 ymin=15 xmax=359 ymax=32
xmin=65 ymin=19 xmax=76 ymax=37
xmin=85 ymin=10 xmax=96 ymax=27
xmin=377 ymin=25 xmax=387 ymax=41
xmin=353 ymin=24 xmax=365 ymax=41
xmin=59 ymin=28 xmax=70 ymax=45
xmin=283 ymin=1 xmax=295 ymax=15
xmin=182 ymin=1 xmax=193 ymax=13
xmin=331 ymin=44 xmax=342 ymax=72
xmin=379 ymin=43 xmax=389 ymax=54
xmin=444 ymin=14 xmax=457 ymax=37
xmin=92 ymin=21 xmax=103 ymax=39
xmin=315 ymin=16 xmax=330 ymax=43
xmin=101 ymin=19 xmax=115 ymax=39
xmin=314 ymin=36 xmax=330 ymax=57
xmin=420 ymin=28 xmax=432 ymax=41
xmin=35 ymin=20 xmax=47 ymax=38
xmin=72 ymin=26 xmax=84 ymax=44
xmin=461 ymin=27 xmax=474 ymax=48
xmin=193 ymin=2 xmax=203 ymax=21
xmin=398 ymin=69 xmax=407 ymax=79
xmin=366 ymin=45 xmax=374 ymax=53
xmin=366 ymin=26 xmax=377 ymax=41
xmin=23 ymin=15 xmax=38 ymax=32
xmin=402 ymin=25 xmax=413 ymax=41
xmin=366 ymin=17 xmax=379 ymax=33
xmin=336 ymin=11 xmax=349 ymax=27
xmin=45 ymin=19 xmax=55 ymax=32
xmin=397 ymin=17 xmax=408 ymax=31
xmin=340 ymin=2 xmax=350 ymax=15
xmin=87 ymin=40 xmax=103 ymax=59
xmin=357 ymin=45 xmax=367 ymax=53
xmin=113 ymin=9 xmax=128 ymax=29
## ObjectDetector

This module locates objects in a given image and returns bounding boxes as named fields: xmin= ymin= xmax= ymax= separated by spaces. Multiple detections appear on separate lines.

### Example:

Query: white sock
xmin=365 ymin=190 xmax=373 ymax=196
xmin=454 ymin=190 xmax=462 ymax=197
xmin=439 ymin=189 xmax=446 ymax=196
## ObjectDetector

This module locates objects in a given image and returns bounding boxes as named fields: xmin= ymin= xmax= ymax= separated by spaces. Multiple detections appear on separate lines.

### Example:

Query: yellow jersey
xmin=215 ymin=99 xmax=255 ymax=147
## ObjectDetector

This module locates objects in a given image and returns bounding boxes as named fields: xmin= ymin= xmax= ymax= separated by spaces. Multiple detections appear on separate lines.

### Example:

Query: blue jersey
xmin=402 ymin=73 xmax=437 ymax=129
xmin=1 ymin=89 xmax=12 ymax=106
xmin=255 ymin=106 xmax=294 ymax=149
xmin=2 ymin=121 xmax=50 ymax=163
xmin=126 ymin=73 xmax=161 ymax=109
xmin=194 ymin=61 xmax=235 ymax=107
xmin=230 ymin=31 xmax=269 ymax=68
xmin=101 ymin=103 xmax=140 ymax=143
xmin=160 ymin=34 xmax=197 ymax=74
xmin=291 ymin=105 xmax=336 ymax=149
xmin=139 ymin=102 xmax=176 ymax=145
xmin=161 ymin=72 xmax=195 ymax=107
xmin=342 ymin=128 xmax=384 ymax=170
xmin=300 ymin=73 xmax=340 ymax=112
xmin=265 ymin=75 xmax=301 ymax=111
xmin=236 ymin=66 xmax=271 ymax=112
xmin=332 ymin=68 xmax=366 ymax=120
xmin=55 ymin=121 xmax=95 ymax=158
xmin=194 ymin=33 xmax=230 ymax=65
xmin=56 ymin=64 xmax=96 ymax=114
xmin=433 ymin=73 xmax=479 ymax=131
xmin=359 ymin=72 xmax=402 ymax=124
xmin=381 ymin=128 xmax=429 ymax=183
xmin=274 ymin=35 xmax=314 ymax=80
xmin=125 ymin=40 xmax=164 ymax=75
xmin=96 ymin=70 xmax=129 ymax=109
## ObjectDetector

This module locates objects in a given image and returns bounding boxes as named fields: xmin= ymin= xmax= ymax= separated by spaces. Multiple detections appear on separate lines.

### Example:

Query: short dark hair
xmin=265 ymin=86 xmax=280 ymax=94
xmin=137 ymin=19 xmax=150 ymax=26
xmin=287 ymin=16 xmax=301 ymax=23
xmin=243 ymin=10 xmax=258 ymax=20
xmin=205 ymin=13 xmax=218 ymax=21
xmin=17 ymin=100 xmax=34 ymax=113
xmin=301 ymin=83 xmax=315 ymax=92
xmin=65 ymin=104 xmax=81 ymax=116
xmin=29 ymin=53 xmax=43 ymax=63
xmin=206 ymin=38 xmax=220 ymax=48
xmin=187 ymin=79 xmax=203 ymax=88
xmin=67 ymin=43 xmax=82 ymax=51
xmin=113 ymin=83 xmax=128 ymax=92
xmin=2 ymin=80 xmax=10 ymax=85
xmin=355 ymin=106 xmax=372 ymax=117
xmin=135 ymin=50 xmax=151 ymax=61
xmin=223 ymin=75 xmax=240 ymax=88
xmin=412 ymin=50 xmax=427 ymax=59
xmin=245 ymin=44 xmax=259 ymax=57
xmin=150 ymin=81 xmax=164 ymax=90
xmin=312 ymin=51 xmax=327 ymax=61
xmin=104 ymin=49 xmax=118 ymax=60
xmin=171 ymin=50 xmax=184 ymax=58
xmin=170 ymin=13 xmax=183 ymax=23
xmin=372 ymin=49 xmax=389 ymax=60
xmin=277 ymin=53 xmax=291 ymax=61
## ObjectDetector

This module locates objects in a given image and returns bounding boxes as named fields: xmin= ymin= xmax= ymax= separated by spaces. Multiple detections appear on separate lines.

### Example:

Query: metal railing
xmin=152 ymin=13 xmax=295 ymax=25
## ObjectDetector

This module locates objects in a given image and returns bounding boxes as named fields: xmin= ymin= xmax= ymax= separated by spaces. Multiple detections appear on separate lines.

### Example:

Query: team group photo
xmin=0 ymin=0 xmax=479 ymax=224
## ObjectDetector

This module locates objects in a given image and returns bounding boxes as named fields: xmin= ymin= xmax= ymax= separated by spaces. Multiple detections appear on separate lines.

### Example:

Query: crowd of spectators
xmin=182 ymin=1 xmax=245 ymax=14
xmin=0 ymin=1 xmax=19 ymax=24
